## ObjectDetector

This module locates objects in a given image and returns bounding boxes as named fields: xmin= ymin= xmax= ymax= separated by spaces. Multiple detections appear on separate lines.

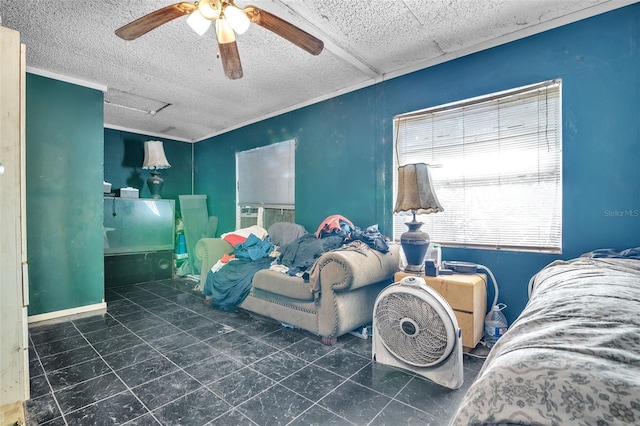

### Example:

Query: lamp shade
xmin=394 ymin=163 xmax=443 ymax=215
xmin=394 ymin=163 xmax=443 ymax=272
xmin=142 ymin=141 xmax=171 ymax=170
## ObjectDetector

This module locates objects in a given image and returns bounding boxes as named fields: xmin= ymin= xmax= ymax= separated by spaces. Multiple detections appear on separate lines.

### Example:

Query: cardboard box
xmin=394 ymin=271 xmax=487 ymax=350
xmin=117 ymin=187 xmax=139 ymax=198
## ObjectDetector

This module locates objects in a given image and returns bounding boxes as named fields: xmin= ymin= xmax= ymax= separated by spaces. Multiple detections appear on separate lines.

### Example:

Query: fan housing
xmin=372 ymin=276 xmax=464 ymax=389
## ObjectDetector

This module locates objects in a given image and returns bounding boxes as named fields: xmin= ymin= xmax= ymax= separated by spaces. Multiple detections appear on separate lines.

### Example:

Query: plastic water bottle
xmin=426 ymin=243 xmax=442 ymax=268
xmin=484 ymin=303 xmax=508 ymax=348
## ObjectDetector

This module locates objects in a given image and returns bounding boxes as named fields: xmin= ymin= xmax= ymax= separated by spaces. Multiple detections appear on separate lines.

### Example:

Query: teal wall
xmin=194 ymin=4 xmax=640 ymax=324
xmin=104 ymin=129 xmax=193 ymax=205
xmin=26 ymin=74 xmax=105 ymax=316
xmin=24 ymin=4 xmax=639 ymax=320
xmin=193 ymin=88 xmax=385 ymax=235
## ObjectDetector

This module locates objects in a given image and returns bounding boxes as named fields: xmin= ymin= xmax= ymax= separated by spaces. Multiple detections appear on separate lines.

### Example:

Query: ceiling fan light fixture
xmin=115 ymin=1 xmax=325 ymax=81
xmin=216 ymin=18 xmax=236 ymax=43
xmin=224 ymin=5 xmax=250 ymax=34
xmin=197 ymin=0 xmax=220 ymax=19
xmin=187 ymin=10 xmax=211 ymax=36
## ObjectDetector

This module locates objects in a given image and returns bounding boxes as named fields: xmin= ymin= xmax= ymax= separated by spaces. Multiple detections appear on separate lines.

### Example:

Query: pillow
xmin=267 ymin=222 xmax=308 ymax=247
xmin=220 ymin=225 xmax=268 ymax=241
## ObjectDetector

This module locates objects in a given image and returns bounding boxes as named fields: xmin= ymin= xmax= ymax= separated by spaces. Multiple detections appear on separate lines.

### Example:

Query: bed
xmin=450 ymin=253 xmax=640 ymax=426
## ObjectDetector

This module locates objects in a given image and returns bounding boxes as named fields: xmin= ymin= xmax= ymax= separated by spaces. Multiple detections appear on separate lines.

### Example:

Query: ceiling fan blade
xmin=245 ymin=7 xmax=324 ymax=56
xmin=218 ymin=41 xmax=244 ymax=79
xmin=115 ymin=2 xmax=197 ymax=41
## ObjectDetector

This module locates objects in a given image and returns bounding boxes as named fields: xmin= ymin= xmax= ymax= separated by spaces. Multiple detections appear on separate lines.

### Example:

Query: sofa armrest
xmin=313 ymin=243 xmax=401 ymax=293
xmin=313 ymin=243 xmax=400 ymax=339
xmin=195 ymin=238 xmax=234 ymax=284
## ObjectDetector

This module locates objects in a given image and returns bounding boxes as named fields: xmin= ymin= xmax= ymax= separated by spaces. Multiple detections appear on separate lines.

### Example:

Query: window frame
xmin=393 ymin=80 xmax=563 ymax=253
xmin=236 ymin=139 xmax=295 ymax=230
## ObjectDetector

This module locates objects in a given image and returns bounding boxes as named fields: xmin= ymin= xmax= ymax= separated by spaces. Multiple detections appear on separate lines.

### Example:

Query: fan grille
xmin=375 ymin=291 xmax=451 ymax=367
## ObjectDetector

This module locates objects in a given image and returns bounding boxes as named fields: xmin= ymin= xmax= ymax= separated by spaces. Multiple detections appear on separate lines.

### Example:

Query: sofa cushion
xmin=252 ymin=269 xmax=314 ymax=301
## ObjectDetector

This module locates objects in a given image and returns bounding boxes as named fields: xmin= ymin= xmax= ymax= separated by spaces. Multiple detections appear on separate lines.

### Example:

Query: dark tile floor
xmin=26 ymin=278 xmax=486 ymax=426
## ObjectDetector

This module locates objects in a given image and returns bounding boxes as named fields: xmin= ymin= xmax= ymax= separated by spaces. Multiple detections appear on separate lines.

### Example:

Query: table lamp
xmin=142 ymin=141 xmax=171 ymax=198
xmin=394 ymin=163 xmax=444 ymax=272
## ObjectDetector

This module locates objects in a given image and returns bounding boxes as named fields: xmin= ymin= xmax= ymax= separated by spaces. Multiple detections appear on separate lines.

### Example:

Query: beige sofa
xmin=195 ymin=236 xmax=400 ymax=344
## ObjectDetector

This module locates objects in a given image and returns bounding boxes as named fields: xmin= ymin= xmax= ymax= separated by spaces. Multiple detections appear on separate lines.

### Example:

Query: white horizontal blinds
xmin=393 ymin=80 xmax=562 ymax=252
xmin=237 ymin=139 xmax=295 ymax=206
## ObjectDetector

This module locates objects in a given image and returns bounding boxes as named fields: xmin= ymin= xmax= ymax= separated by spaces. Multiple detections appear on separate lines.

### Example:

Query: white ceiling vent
xmin=104 ymin=90 xmax=171 ymax=116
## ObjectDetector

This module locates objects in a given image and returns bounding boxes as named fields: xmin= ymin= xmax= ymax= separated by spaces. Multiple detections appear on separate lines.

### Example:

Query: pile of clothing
xmin=203 ymin=215 xmax=390 ymax=309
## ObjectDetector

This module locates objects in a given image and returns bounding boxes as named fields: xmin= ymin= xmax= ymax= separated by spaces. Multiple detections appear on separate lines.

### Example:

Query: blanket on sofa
xmin=203 ymin=257 xmax=273 ymax=310
xmin=451 ymin=257 xmax=640 ymax=426
xmin=203 ymin=220 xmax=392 ymax=309
xmin=278 ymin=234 xmax=345 ymax=276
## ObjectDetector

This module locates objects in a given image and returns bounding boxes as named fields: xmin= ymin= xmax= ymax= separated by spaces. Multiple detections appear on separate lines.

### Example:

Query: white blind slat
xmin=393 ymin=81 xmax=562 ymax=252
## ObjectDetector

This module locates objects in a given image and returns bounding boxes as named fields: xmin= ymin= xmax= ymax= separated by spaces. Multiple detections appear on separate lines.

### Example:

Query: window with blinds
xmin=236 ymin=139 xmax=295 ymax=229
xmin=393 ymin=80 xmax=562 ymax=253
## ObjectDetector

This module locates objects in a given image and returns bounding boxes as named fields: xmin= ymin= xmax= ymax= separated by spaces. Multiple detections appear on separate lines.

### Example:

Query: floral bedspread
xmin=450 ymin=257 xmax=640 ymax=426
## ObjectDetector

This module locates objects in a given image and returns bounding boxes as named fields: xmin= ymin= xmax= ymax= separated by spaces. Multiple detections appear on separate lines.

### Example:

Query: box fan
xmin=372 ymin=276 xmax=464 ymax=389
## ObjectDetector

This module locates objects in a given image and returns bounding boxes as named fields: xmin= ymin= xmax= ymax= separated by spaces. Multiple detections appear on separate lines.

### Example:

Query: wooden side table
xmin=394 ymin=271 xmax=487 ymax=350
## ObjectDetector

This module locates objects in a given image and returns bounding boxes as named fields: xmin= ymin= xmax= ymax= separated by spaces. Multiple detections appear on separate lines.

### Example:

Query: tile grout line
xmin=28 ymin=334 xmax=70 ymax=426
xmin=265 ymin=346 xmax=361 ymax=425
xmin=32 ymin=279 xmax=475 ymax=425
xmin=35 ymin=309 xmax=313 ymax=426
xmin=314 ymin=358 xmax=394 ymax=426
xmin=198 ymin=333 xmax=345 ymax=422
xmin=224 ymin=326 xmax=384 ymax=424
xmin=105 ymin=285 xmax=265 ymax=422
xmin=364 ymin=377 xmax=416 ymax=426
xmin=39 ymin=286 xmax=198 ymax=423
xmin=66 ymin=320 xmax=165 ymax=425
xmin=291 ymin=348 xmax=422 ymax=426
xmin=100 ymin=288 xmax=234 ymax=422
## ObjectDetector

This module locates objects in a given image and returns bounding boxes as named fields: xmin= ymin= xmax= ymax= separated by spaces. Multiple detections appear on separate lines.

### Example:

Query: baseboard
xmin=28 ymin=302 xmax=107 ymax=324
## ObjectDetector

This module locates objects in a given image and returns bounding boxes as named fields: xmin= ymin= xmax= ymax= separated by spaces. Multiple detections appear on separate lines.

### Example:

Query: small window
xmin=393 ymin=80 xmax=562 ymax=253
xmin=236 ymin=139 xmax=295 ymax=229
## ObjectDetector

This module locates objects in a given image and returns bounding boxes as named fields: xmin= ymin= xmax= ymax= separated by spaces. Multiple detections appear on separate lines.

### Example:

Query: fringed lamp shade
xmin=394 ymin=163 xmax=444 ymax=272
xmin=142 ymin=141 xmax=171 ymax=198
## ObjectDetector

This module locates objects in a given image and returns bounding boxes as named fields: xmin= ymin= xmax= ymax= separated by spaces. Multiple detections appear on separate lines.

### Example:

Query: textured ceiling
xmin=0 ymin=0 xmax=635 ymax=142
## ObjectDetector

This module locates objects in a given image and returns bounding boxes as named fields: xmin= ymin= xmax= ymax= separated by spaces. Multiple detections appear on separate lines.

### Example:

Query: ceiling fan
xmin=115 ymin=0 xmax=324 ymax=80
